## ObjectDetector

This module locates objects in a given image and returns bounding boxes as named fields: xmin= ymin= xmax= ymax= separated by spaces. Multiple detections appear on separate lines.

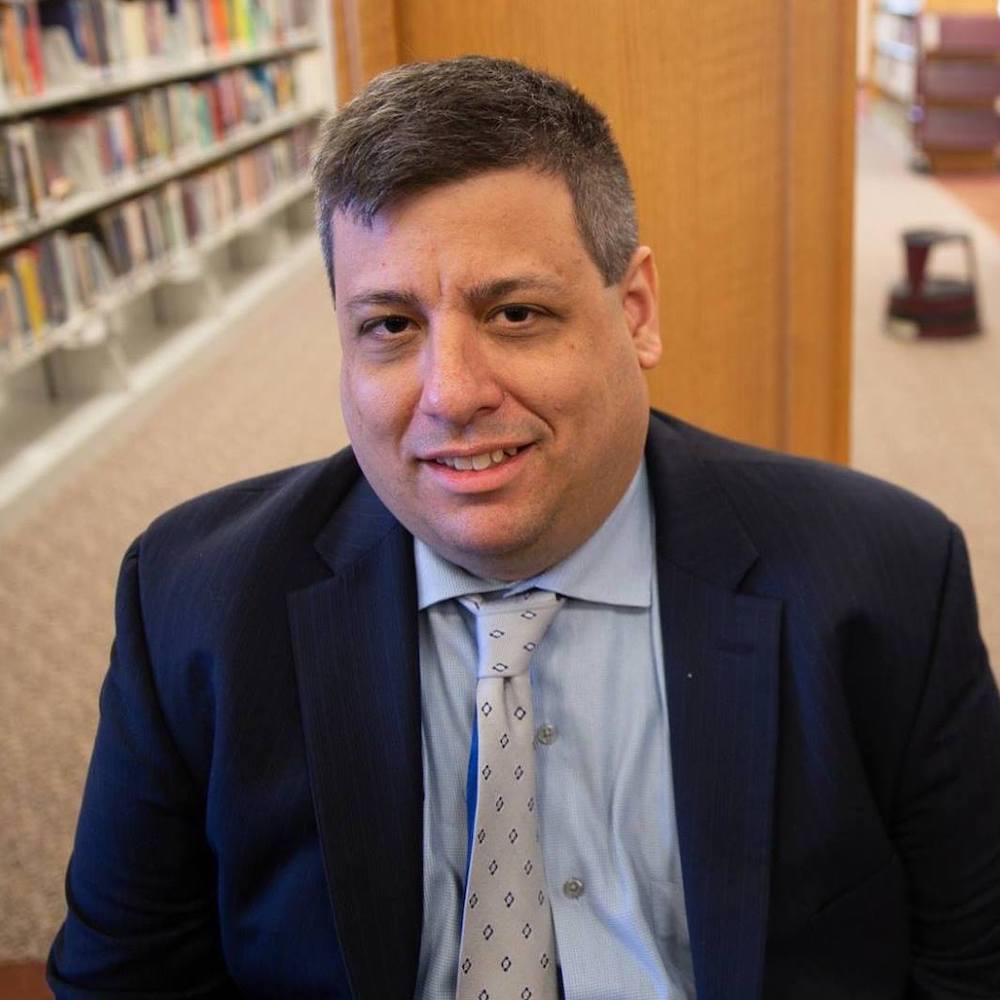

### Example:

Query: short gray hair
xmin=312 ymin=55 xmax=638 ymax=293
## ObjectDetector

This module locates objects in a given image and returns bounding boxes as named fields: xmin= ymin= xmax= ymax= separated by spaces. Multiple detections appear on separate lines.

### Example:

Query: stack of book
xmin=179 ymin=122 xmax=311 ymax=242
xmin=0 ymin=0 xmax=316 ymax=99
xmin=0 ymin=57 xmax=300 ymax=232
xmin=0 ymin=121 xmax=316 ymax=365
xmin=0 ymin=231 xmax=85 ymax=358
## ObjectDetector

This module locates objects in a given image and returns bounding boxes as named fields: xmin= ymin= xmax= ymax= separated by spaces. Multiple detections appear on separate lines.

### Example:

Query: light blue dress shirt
xmin=413 ymin=462 xmax=694 ymax=1000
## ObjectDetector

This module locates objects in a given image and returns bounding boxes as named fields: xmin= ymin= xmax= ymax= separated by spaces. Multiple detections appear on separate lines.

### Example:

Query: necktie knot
xmin=460 ymin=590 xmax=563 ymax=680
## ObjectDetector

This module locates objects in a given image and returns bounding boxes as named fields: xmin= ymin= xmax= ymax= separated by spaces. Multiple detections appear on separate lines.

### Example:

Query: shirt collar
xmin=414 ymin=460 xmax=653 ymax=610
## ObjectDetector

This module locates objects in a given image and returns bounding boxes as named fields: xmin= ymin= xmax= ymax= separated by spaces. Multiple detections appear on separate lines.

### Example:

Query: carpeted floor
xmin=0 ymin=108 xmax=997 ymax=978
xmin=851 ymin=109 xmax=1000 ymax=661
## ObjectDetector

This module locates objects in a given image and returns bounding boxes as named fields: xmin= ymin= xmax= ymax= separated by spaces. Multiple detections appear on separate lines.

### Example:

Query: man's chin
xmin=416 ymin=522 xmax=550 ymax=581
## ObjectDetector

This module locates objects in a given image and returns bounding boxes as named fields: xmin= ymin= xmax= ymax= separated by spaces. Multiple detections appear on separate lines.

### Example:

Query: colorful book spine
xmin=210 ymin=0 xmax=229 ymax=51
xmin=21 ymin=1 xmax=48 ymax=92
xmin=1 ymin=5 xmax=29 ymax=97
xmin=11 ymin=247 xmax=47 ymax=341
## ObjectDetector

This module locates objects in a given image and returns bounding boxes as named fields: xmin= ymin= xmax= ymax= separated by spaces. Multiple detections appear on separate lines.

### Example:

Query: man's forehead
xmin=330 ymin=168 xmax=577 ymax=241
xmin=328 ymin=168 xmax=601 ymax=309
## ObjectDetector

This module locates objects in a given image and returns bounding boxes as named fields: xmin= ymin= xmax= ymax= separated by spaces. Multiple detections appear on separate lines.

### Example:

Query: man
xmin=49 ymin=56 xmax=1000 ymax=999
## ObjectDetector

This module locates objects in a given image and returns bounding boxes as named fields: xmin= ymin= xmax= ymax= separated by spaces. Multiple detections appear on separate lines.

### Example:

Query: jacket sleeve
xmin=47 ymin=538 xmax=238 ymax=998
xmin=897 ymin=526 xmax=1000 ymax=997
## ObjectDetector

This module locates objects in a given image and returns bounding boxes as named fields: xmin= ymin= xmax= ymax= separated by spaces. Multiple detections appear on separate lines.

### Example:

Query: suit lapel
xmin=288 ymin=477 xmax=422 ymax=1000
xmin=646 ymin=415 xmax=782 ymax=1000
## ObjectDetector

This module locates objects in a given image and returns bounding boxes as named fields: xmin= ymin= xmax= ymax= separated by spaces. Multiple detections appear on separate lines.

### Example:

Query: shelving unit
xmin=868 ymin=0 xmax=1000 ymax=171
xmin=913 ymin=12 xmax=1000 ymax=171
xmin=0 ymin=103 xmax=322 ymax=256
xmin=0 ymin=31 xmax=319 ymax=118
xmin=0 ymin=0 xmax=335 ymax=518
xmin=871 ymin=0 xmax=921 ymax=103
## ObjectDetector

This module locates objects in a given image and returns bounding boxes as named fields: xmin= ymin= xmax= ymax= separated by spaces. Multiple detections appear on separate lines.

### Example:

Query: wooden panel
xmin=386 ymin=0 xmax=854 ymax=460
xmin=785 ymin=0 xmax=856 ymax=462
xmin=334 ymin=0 xmax=399 ymax=100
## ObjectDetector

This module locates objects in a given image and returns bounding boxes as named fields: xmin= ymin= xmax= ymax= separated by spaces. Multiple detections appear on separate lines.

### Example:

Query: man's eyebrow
xmin=342 ymin=275 xmax=565 ymax=314
xmin=462 ymin=274 xmax=566 ymax=308
xmin=342 ymin=289 xmax=423 ymax=313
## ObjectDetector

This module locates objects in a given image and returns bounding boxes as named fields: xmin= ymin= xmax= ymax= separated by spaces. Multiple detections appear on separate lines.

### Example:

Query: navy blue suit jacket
xmin=49 ymin=412 xmax=1000 ymax=998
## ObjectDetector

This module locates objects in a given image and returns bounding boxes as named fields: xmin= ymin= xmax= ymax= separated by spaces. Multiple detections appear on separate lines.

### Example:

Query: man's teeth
xmin=435 ymin=447 xmax=519 ymax=471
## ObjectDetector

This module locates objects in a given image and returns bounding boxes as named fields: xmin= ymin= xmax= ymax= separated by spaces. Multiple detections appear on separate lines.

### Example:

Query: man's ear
xmin=619 ymin=246 xmax=662 ymax=370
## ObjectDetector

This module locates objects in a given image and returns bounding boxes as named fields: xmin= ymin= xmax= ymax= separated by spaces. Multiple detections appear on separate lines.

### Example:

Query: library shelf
xmin=0 ymin=102 xmax=325 ymax=255
xmin=0 ymin=0 xmax=336 ymax=519
xmin=0 ymin=30 xmax=320 ymax=121
xmin=869 ymin=2 xmax=1000 ymax=171
xmin=0 ymin=173 xmax=313 ymax=379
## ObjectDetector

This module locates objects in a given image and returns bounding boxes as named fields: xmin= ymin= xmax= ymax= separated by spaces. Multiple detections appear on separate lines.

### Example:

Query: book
xmin=209 ymin=0 xmax=229 ymax=50
xmin=87 ymin=0 xmax=111 ymax=68
xmin=102 ymin=0 xmax=125 ymax=66
xmin=1 ymin=5 xmax=30 ymax=98
xmin=68 ymin=228 xmax=114 ymax=305
xmin=20 ymin=1 xmax=47 ymax=94
xmin=119 ymin=0 xmax=148 ymax=64
xmin=0 ymin=133 xmax=28 ymax=232
xmin=38 ymin=0 xmax=88 ymax=62
xmin=11 ymin=247 xmax=47 ymax=341
xmin=76 ymin=0 xmax=100 ymax=67
xmin=3 ymin=123 xmax=47 ymax=218
xmin=0 ymin=271 xmax=22 ymax=360
xmin=3 ymin=257 xmax=31 ymax=347
xmin=36 ymin=234 xmax=69 ymax=325
xmin=50 ymin=229 xmax=82 ymax=317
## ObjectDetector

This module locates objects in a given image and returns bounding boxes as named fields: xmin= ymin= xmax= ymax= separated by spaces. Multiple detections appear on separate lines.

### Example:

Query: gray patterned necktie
xmin=455 ymin=589 xmax=563 ymax=1000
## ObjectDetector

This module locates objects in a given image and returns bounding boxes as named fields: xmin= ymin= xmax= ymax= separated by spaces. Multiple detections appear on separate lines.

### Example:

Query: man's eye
xmin=496 ymin=305 xmax=536 ymax=324
xmin=361 ymin=315 xmax=412 ymax=335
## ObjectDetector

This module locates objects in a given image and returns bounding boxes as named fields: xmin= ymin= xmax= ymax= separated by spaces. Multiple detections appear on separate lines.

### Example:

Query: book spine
xmin=210 ymin=0 xmax=230 ymax=51
xmin=51 ymin=229 xmax=81 ymax=316
xmin=22 ymin=1 xmax=47 ymax=94
xmin=1 ymin=6 xmax=30 ymax=98
xmin=12 ymin=247 xmax=47 ymax=341
xmin=0 ymin=272 xmax=20 ymax=361
xmin=36 ymin=234 xmax=69 ymax=325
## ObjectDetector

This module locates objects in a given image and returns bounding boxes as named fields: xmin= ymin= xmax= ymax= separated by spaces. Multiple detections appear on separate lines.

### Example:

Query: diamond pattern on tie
xmin=455 ymin=590 xmax=563 ymax=1000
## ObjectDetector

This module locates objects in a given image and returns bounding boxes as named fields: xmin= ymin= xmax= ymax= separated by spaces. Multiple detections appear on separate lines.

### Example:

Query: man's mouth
xmin=433 ymin=447 xmax=521 ymax=471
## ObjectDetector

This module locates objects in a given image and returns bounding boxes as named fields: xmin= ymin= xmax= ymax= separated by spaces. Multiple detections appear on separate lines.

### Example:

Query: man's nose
xmin=418 ymin=321 xmax=504 ymax=425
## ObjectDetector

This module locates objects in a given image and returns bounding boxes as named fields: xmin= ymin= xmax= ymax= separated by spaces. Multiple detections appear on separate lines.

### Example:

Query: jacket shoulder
xmin=657 ymin=411 xmax=952 ymax=539
xmin=135 ymin=447 xmax=362 ymax=598
xmin=650 ymin=412 xmax=957 ymax=605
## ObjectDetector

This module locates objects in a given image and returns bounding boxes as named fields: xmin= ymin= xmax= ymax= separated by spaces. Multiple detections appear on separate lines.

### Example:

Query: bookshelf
xmin=868 ymin=0 xmax=1000 ymax=171
xmin=871 ymin=1 xmax=922 ymax=104
xmin=0 ymin=0 xmax=334 ymax=517
xmin=913 ymin=12 xmax=1000 ymax=171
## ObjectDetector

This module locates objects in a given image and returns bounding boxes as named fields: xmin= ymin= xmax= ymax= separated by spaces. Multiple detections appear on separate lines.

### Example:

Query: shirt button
xmin=563 ymin=877 xmax=585 ymax=899
xmin=536 ymin=723 xmax=558 ymax=745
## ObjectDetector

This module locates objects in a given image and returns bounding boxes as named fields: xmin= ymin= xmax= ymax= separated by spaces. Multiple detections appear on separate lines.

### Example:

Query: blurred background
xmin=0 ymin=0 xmax=998 ymax=993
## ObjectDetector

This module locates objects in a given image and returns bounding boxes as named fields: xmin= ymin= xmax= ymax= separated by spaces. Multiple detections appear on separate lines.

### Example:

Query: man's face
xmin=332 ymin=167 xmax=661 ymax=580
